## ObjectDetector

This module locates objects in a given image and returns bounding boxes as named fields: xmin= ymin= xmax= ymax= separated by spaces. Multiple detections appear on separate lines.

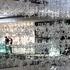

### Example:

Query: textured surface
xmin=0 ymin=0 xmax=69 ymax=18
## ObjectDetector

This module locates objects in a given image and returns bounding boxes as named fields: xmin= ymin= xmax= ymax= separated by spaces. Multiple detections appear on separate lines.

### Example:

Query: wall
xmin=0 ymin=20 xmax=35 ymax=54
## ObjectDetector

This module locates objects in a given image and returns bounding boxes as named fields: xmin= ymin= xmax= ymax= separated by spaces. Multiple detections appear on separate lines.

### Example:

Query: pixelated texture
xmin=0 ymin=21 xmax=35 ymax=54
xmin=35 ymin=21 xmax=70 ymax=56
xmin=0 ymin=0 xmax=69 ymax=18
xmin=0 ymin=0 xmax=70 ymax=70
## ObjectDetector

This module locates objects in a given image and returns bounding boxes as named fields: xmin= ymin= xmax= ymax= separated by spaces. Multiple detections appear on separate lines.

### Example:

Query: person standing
xmin=9 ymin=37 xmax=13 ymax=53
xmin=5 ymin=36 xmax=9 ymax=54
xmin=5 ymin=36 xmax=13 ymax=54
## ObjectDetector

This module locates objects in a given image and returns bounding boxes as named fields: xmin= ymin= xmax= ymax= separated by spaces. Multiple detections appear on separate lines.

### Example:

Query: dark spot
xmin=67 ymin=37 xmax=70 ymax=39
xmin=62 ymin=31 xmax=65 ymax=33
xmin=60 ymin=36 xmax=65 ymax=40
xmin=35 ymin=23 xmax=38 ymax=26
